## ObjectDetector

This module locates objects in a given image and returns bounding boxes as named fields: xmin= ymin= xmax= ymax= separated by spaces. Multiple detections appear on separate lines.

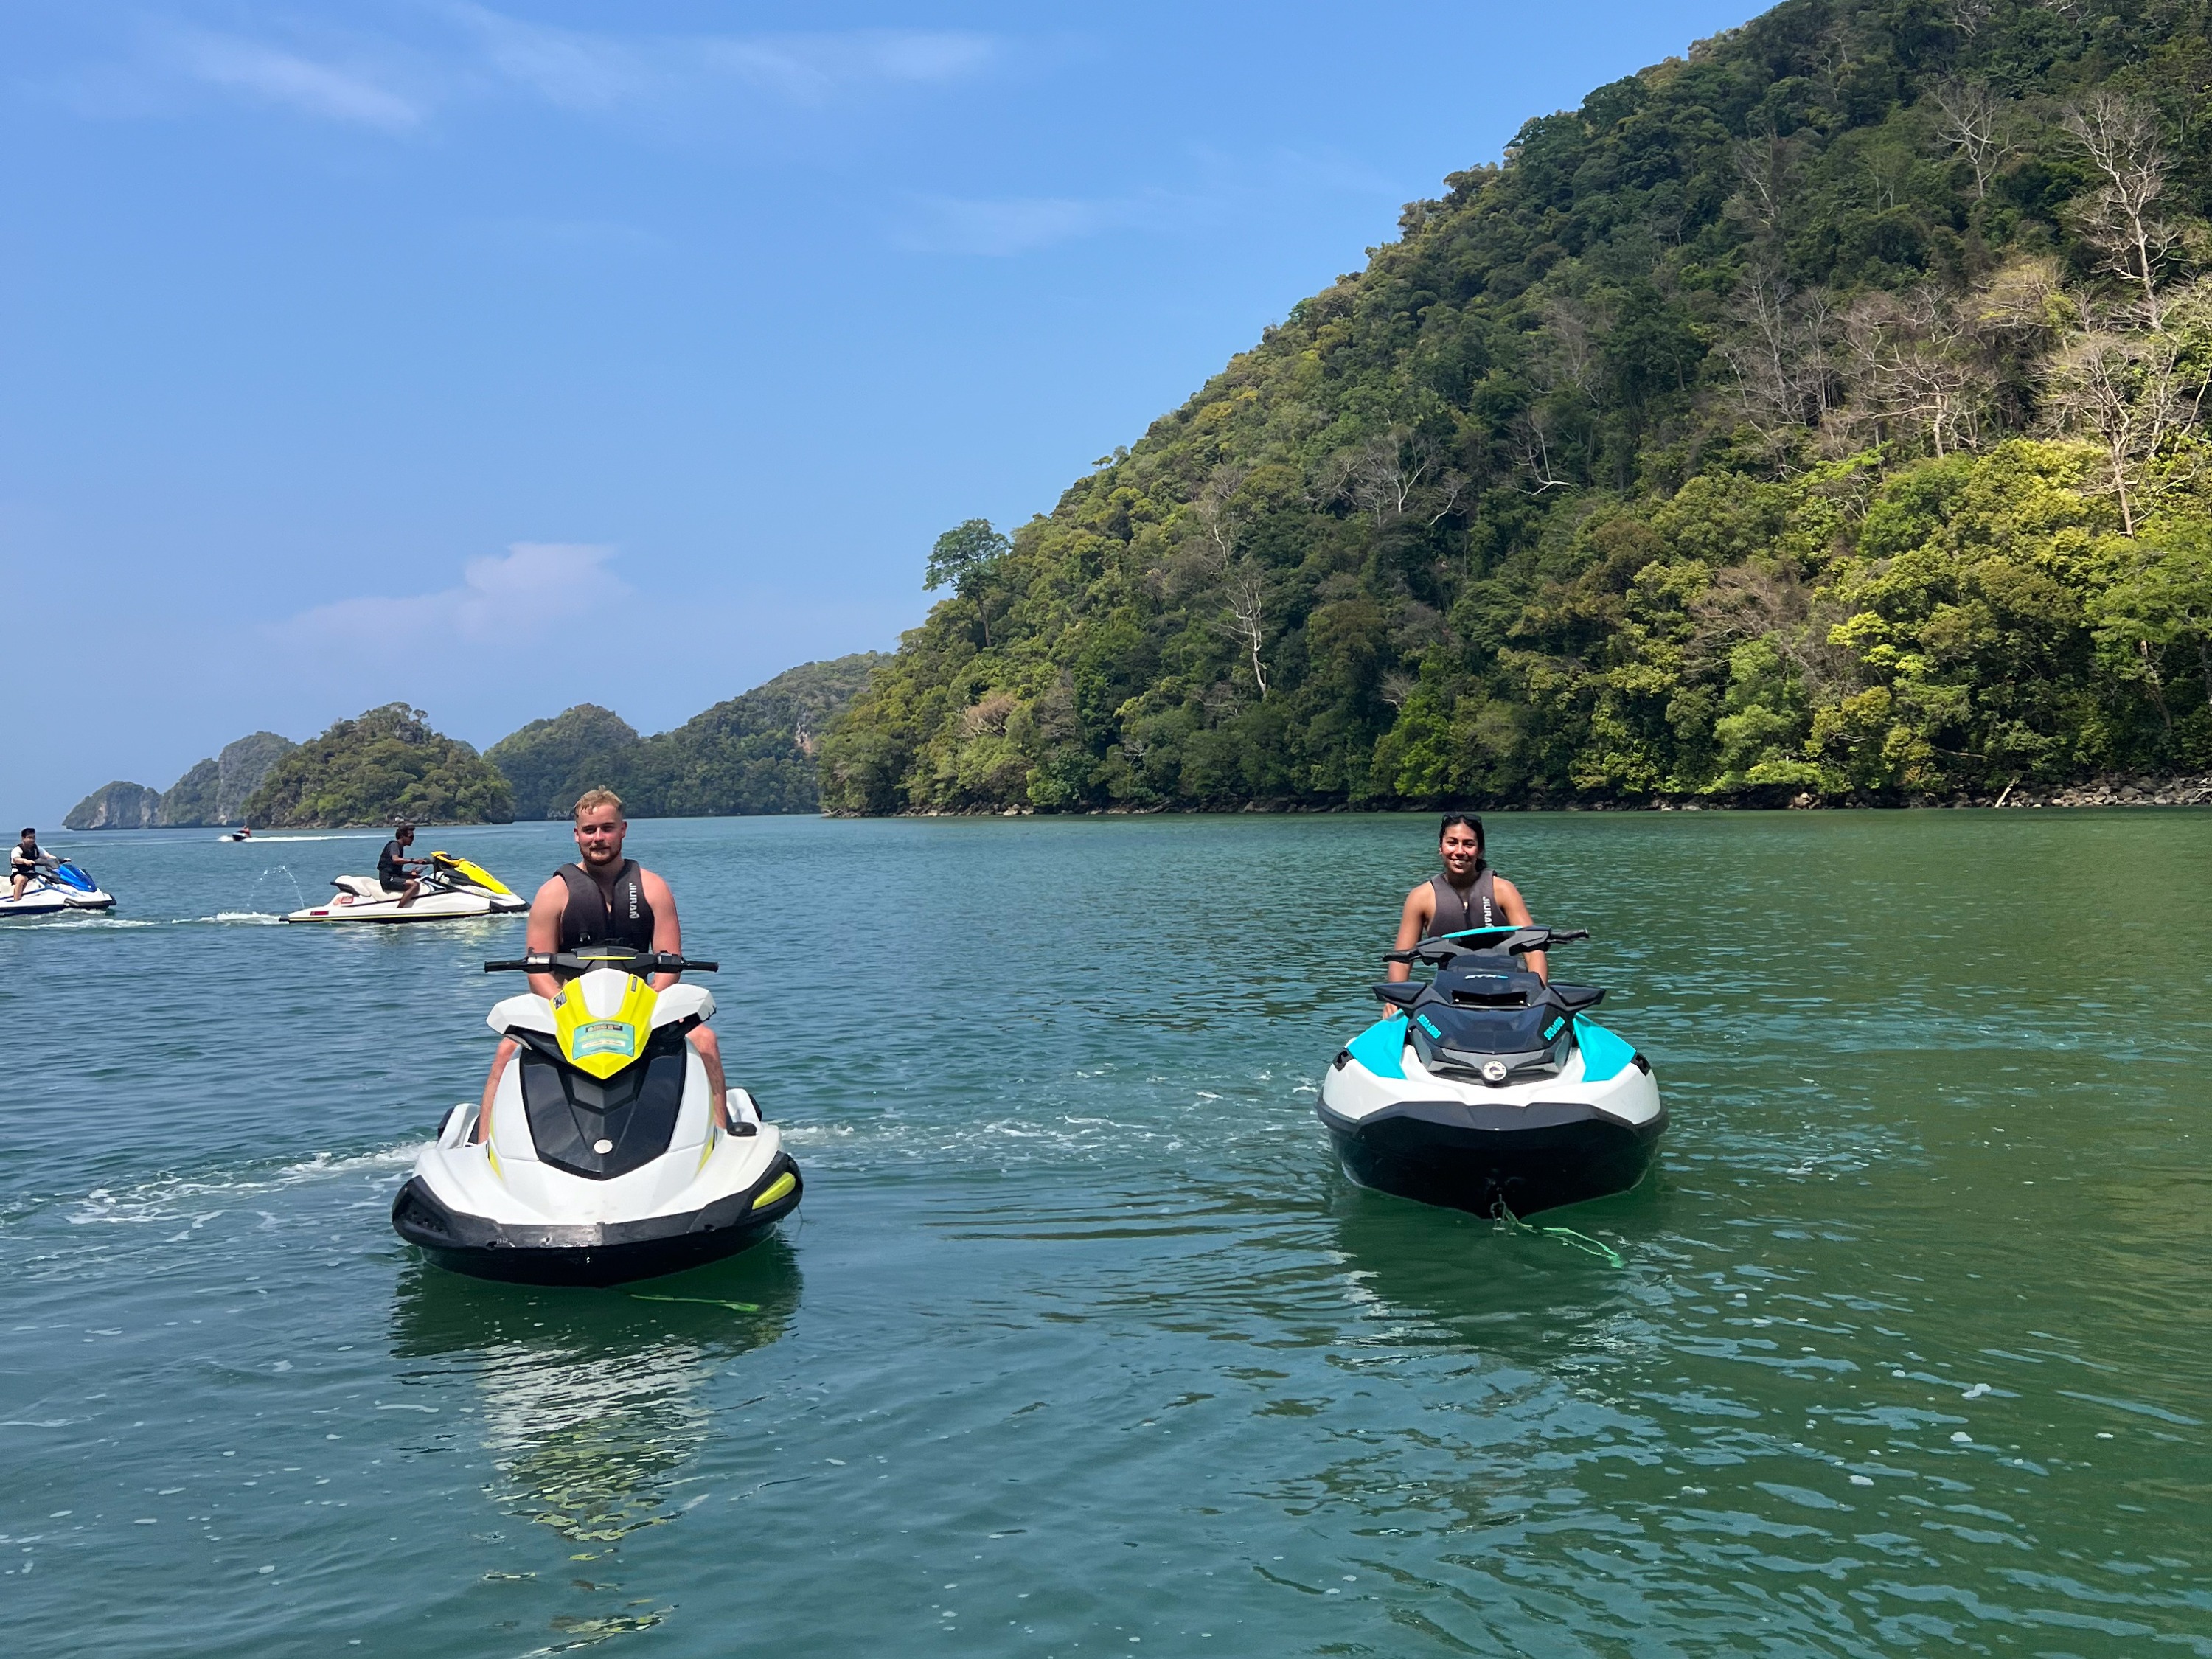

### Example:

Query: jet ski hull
xmin=1321 ymin=1096 xmax=1663 ymax=1217
xmin=0 ymin=882 xmax=116 ymax=918
xmin=285 ymin=892 xmax=526 ymax=923
xmin=1320 ymin=1016 xmax=1665 ymax=1217
xmin=392 ymin=1158 xmax=801 ymax=1287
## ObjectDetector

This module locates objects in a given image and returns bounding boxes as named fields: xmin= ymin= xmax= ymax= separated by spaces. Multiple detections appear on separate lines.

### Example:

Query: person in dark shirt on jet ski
xmin=378 ymin=824 xmax=426 ymax=908
xmin=473 ymin=787 xmax=730 ymax=1138
xmin=1383 ymin=813 xmax=1545 ymax=1004
xmin=11 ymin=827 xmax=54 ymax=901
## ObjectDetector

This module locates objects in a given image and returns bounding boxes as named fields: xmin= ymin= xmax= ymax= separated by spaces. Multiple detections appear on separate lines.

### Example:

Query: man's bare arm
xmin=644 ymin=872 xmax=681 ymax=990
xmin=525 ymin=878 xmax=566 ymax=1000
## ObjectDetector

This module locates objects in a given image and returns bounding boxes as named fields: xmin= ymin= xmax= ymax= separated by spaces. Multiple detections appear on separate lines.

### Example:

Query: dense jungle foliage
xmin=243 ymin=704 xmax=514 ymax=828
xmin=485 ymin=653 xmax=887 ymax=818
xmin=821 ymin=0 xmax=2212 ymax=813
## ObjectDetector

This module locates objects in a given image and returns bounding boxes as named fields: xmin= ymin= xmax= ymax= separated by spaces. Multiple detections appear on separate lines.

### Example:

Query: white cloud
xmin=57 ymin=10 xmax=1005 ymax=134
xmin=275 ymin=543 xmax=625 ymax=653
xmin=700 ymin=30 xmax=1001 ymax=103
xmin=894 ymin=191 xmax=1192 ymax=257
xmin=448 ymin=5 xmax=1001 ymax=114
xmin=445 ymin=4 xmax=645 ymax=111
xmin=894 ymin=195 xmax=1123 ymax=256
xmin=167 ymin=32 xmax=423 ymax=131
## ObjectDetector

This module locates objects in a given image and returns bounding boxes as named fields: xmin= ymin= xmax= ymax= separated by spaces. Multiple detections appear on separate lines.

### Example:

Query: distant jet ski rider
xmin=475 ymin=788 xmax=731 ymax=1139
xmin=378 ymin=823 xmax=426 ymax=908
xmin=1384 ymin=813 xmax=1545 ymax=1004
xmin=11 ymin=827 xmax=56 ymax=901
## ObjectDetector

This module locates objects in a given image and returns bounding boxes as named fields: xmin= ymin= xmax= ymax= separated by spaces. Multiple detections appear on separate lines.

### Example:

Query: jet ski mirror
xmin=1372 ymin=981 xmax=1425 ymax=1008
xmin=485 ymin=951 xmax=720 ymax=978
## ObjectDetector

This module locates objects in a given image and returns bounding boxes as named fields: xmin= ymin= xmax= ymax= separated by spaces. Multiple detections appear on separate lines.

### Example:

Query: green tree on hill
xmin=243 ymin=704 xmax=513 ymax=828
xmin=820 ymin=0 xmax=2212 ymax=813
xmin=482 ymin=654 xmax=888 ymax=818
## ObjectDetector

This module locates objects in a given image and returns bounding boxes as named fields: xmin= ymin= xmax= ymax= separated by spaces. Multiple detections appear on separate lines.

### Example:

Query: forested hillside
xmin=243 ymin=705 xmax=513 ymax=828
xmin=821 ymin=0 xmax=2212 ymax=813
xmin=487 ymin=653 xmax=886 ymax=818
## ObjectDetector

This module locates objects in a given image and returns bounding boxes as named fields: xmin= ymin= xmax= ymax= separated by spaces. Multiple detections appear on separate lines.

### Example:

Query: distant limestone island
xmin=63 ymin=654 xmax=886 ymax=831
xmin=65 ymin=731 xmax=296 ymax=830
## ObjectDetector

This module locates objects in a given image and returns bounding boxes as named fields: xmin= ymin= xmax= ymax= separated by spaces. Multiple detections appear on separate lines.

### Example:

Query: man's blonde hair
xmin=572 ymin=788 xmax=625 ymax=823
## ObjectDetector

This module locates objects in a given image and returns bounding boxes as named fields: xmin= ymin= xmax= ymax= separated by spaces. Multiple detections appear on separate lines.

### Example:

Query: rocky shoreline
xmin=844 ymin=773 xmax=2212 ymax=818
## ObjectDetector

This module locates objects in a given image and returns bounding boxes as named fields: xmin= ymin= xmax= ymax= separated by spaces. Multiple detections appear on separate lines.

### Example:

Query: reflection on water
xmin=389 ymin=1246 xmax=800 ymax=1646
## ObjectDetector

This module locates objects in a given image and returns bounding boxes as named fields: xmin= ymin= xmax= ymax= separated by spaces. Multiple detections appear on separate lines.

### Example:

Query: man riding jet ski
xmin=1318 ymin=925 xmax=1665 ymax=1218
xmin=1 ymin=829 xmax=116 ymax=918
xmin=389 ymin=947 xmax=802 ymax=1285
xmin=283 ymin=850 xmax=526 ymax=923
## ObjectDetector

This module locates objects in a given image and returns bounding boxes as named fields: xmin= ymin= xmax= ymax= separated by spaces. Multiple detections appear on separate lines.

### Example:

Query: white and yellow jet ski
xmin=391 ymin=948 xmax=802 ymax=1286
xmin=284 ymin=851 xmax=526 ymax=923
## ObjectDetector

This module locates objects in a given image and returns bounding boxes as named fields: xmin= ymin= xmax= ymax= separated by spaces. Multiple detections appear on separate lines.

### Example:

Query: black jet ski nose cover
xmin=518 ymin=1026 xmax=689 ymax=1180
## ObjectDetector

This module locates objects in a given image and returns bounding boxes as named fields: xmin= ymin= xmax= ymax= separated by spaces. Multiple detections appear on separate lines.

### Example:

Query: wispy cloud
xmin=165 ymin=30 xmax=422 ymax=130
xmin=72 ymin=7 xmax=1009 ymax=132
xmin=895 ymin=193 xmax=1163 ymax=257
xmin=275 ymin=543 xmax=625 ymax=653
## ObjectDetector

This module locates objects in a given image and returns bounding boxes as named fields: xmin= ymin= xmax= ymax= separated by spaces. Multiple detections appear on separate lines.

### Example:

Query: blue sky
xmin=4 ymin=0 xmax=1756 ymax=820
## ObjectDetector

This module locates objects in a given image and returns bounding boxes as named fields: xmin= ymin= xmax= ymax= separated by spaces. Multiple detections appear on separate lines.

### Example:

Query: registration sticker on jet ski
xmin=571 ymin=1020 xmax=638 ymax=1060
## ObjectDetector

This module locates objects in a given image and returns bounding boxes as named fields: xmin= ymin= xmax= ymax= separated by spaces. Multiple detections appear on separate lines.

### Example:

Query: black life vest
xmin=1424 ymin=868 xmax=1500 ymax=939
xmin=557 ymin=858 xmax=655 ymax=951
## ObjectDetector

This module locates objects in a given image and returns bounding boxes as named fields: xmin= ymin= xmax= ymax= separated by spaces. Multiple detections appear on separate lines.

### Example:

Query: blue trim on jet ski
xmin=1345 ymin=1018 xmax=1408 ymax=1079
xmin=1573 ymin=1016 xmax=1637 ymax=1082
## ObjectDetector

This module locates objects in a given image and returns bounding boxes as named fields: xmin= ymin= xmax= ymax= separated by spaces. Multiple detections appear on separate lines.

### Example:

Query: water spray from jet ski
xmin=1318 ymin=925 xmax=1666 ymax=1218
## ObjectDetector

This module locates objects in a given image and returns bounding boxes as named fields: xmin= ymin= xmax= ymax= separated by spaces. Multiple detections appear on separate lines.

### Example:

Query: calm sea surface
xmin=3 ymin=811 xmax=2208 ymax=1657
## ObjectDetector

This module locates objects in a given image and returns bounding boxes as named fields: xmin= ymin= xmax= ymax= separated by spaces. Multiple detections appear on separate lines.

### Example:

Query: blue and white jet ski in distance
xmin=1319 ymin=925 xmax=1665 ymax=1218
xmin=0 ymin=859 xmax=116 ymax=919
xmin=391 ymin=947 xmax=802 ymax=1287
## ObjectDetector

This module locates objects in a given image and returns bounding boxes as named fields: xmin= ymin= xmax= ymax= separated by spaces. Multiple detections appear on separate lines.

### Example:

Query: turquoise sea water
xmin=3 ymin=811 xmax=2208 ymax=1657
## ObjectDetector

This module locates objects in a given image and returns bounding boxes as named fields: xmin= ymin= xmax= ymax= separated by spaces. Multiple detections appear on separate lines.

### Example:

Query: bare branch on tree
xmin=2065 ymin=92 xmax=2180 ymax=329
xmin=1932 ymin=80 xmax=2012 ymax=200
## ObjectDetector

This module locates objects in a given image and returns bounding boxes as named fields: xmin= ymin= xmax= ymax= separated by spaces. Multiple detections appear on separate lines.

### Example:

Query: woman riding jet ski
xmin=283 ymin=852 xmax=526 ymax=923
xmin=390 ymin=947 xmax=802 ymax=1286
xmin=1318 ymin=925 xmax=1665 ymax=1218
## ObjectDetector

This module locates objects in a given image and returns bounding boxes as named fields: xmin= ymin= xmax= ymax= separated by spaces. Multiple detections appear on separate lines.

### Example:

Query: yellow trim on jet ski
xmin=552 ymin=974 xmax=658 ymax=1079
xmin=429 ymin=852 xmax=515 ymax=896
xmin=751 ymin=1171 xmax=796 ymax=1210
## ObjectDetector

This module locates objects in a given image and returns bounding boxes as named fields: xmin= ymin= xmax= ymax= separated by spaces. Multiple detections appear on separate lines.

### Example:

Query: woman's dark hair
xmin=1438 ymin=812 xmax=1484 ymax=849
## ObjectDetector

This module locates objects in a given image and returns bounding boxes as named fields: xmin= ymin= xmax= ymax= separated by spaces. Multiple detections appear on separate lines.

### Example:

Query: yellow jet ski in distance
xmin=391 ymin=947 xmax=802 ymax=1285
xmin=284 ymin=851 xmax=528 ymax=923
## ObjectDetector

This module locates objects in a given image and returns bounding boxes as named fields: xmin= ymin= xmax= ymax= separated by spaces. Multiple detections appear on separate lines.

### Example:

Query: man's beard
xmin=580 ymin=842 xmax=620 ymax=869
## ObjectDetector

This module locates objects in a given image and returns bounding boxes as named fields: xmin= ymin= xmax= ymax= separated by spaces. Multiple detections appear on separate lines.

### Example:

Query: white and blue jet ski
xmin=1319 ymin=925 xmax=1664 ymax=1217
xmin=392 ymin=947 xmax=801 ymax=1287
xmin=0 ymin=859 xmax=117 ymax=919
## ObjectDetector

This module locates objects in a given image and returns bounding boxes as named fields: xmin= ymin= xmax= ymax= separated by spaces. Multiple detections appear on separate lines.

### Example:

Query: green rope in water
xmin=1495 ymin=1204 xmax=1626 ymax=1268
xmin=625 ymin=1293 xmax=762 ymax=1312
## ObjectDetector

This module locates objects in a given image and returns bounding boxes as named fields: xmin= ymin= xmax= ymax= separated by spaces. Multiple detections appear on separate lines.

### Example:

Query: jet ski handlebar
xmin=1385 ymin=925 xmax=1588 ymax=967
xmin=484 ymin=950 xmax=719 ymax=976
